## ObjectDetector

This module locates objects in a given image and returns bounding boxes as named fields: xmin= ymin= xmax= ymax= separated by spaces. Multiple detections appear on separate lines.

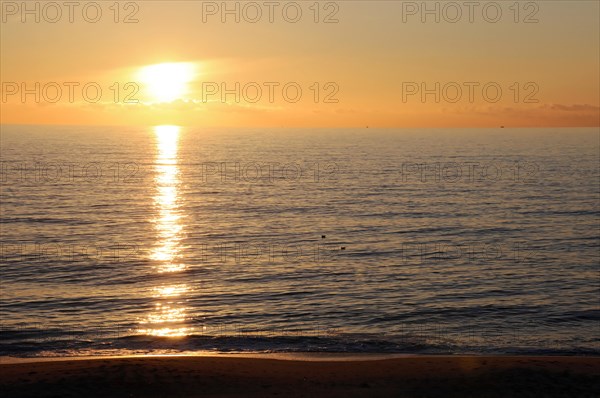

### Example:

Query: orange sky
xmin=1 ymin=0 xmax=598 ymax=127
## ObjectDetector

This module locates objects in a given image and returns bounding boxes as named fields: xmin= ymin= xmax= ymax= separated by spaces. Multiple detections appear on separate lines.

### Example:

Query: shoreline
xmin=1 ymin=355 xmax=598 ymax=397
xmin=2 ymin=352 xmax=600 ymax=364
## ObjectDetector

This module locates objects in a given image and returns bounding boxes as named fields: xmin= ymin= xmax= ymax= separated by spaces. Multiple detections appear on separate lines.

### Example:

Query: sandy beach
xmin=1 ymin=355 xmax=598 ymax=397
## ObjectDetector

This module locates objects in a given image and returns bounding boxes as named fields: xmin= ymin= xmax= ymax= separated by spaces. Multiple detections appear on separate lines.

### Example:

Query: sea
xmin=0 ymin=125 xmax=598 ymax=358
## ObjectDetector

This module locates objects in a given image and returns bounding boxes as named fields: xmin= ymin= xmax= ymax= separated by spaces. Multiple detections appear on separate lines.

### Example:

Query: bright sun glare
xmin=137 ymin=62 xmax=196 ymax=103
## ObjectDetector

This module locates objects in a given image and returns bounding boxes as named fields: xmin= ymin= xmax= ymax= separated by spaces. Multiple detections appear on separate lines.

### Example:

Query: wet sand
xmin=1 ymin=355 xmax=599 ymax=397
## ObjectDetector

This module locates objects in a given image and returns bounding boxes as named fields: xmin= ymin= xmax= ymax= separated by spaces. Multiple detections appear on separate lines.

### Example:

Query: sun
xmin=137 ymin=62 xmax=196 ymax=103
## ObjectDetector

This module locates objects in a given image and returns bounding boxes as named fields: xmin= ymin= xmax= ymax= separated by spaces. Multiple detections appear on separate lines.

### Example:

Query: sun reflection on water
xmin=153 ymin=284 xmax=188 ymax=298
xmin=138 ymin=125 xmax=193 ymax=337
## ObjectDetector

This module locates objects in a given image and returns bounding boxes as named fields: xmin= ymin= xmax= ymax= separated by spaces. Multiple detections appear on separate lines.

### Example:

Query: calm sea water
xmin=0 ymin=125 xmax=598 ymax=357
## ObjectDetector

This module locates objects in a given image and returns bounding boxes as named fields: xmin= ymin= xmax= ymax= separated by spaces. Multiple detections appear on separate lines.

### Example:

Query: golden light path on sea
xmin=138 ymin=125 xmax=192 ymax=337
